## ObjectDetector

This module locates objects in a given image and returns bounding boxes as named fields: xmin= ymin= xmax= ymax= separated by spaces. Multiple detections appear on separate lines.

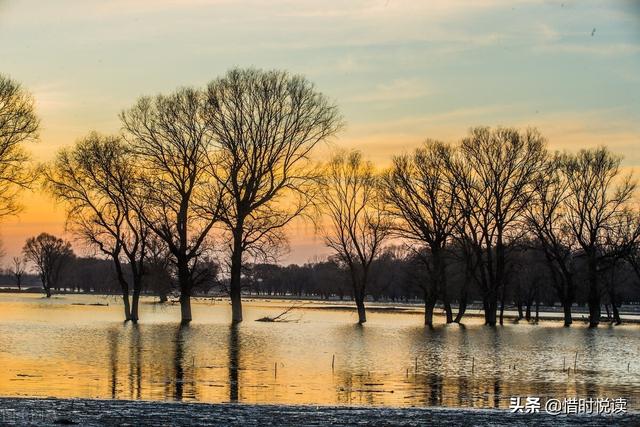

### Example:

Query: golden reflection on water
xmin=0 ymin=294 xmax=638 ymax=409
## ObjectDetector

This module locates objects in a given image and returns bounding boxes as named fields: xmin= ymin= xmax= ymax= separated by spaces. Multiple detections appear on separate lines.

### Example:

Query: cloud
xmin=533 ymin=42 xmax=640 ymax=55
xmin=347 ymin=79 xmax=431 ymax=103
xmin=30 ymin=83 xmax=73 ymax=113
xmin=536 ymin=23 xmax=561 ymax=42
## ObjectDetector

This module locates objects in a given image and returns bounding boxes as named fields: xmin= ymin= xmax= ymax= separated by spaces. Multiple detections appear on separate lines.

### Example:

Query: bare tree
xmin=447 ymin=127 xmax=546 ymax=326
xmin=44 ymin=132 xmax=149 ymax=321
xmin=320 ymin=151 xmax=390 ymax=324
xmin=10 ymin=256 xmax=27 ymax=291
xmin=121 ymin=88 xmax=225 ymax=323
xmin=561 ymin=147 xmax=637 ymax=327
xmin=23 ymin=233 xmax=74 ymax=297
xmin=525 ymin=153 xmax=578 ymax=326
xmin=382 ymin=140 xmax=460 ymax=326
xmin=204 ymin=68 xmax=342 ymax=323
xmin=0 ymin=74 xmax=39 ymax=217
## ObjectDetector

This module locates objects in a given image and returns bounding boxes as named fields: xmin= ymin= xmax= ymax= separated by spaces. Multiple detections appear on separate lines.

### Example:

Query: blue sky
xmin=0 ymin=0 xmax=639 ymax=263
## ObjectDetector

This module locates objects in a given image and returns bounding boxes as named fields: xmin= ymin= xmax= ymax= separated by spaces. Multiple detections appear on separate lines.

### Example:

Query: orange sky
xmin=1 ymin=0 xmax=639 ymax=266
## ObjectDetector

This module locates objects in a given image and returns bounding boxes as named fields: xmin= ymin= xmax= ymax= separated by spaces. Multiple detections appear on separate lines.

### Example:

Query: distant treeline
xmin=4 ymin=244 xmax=640 ymax=324
xmin=241 ymin=247 xmax=640 ymax=318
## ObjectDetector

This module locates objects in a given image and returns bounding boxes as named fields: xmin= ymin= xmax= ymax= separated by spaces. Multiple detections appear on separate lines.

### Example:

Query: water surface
xmin=0 ymin=293 xmax=638 ymax=409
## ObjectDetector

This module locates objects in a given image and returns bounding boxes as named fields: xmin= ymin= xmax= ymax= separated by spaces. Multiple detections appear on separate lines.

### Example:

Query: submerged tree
xmin=448 ymin=127 xmax=546 ymax=326
xmin=561 ymin=147 xmax=637 ymax=327
xmin=0 ymin=74 xmax=39 ymax=218
xmin=204 ymin=68 xmax=342 ymax=323
xmin=320 ymin=151 xmax=390 ymax=324
xmin=44 ymin=132 xmax=149 ymax=321
xmin=525 ymin=153 xmax=578 ymax=327
xmin=23 ymin=233 xmax=74 ymax=297
xmin=121 ymin=88 xmax=225 ymax=323
xmin=382 ymin=140 xmax=460 ymax=326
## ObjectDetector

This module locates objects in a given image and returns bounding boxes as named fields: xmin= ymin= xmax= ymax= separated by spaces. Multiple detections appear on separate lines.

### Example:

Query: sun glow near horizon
xmin=0 ymin=0 xmax=639 ymax=264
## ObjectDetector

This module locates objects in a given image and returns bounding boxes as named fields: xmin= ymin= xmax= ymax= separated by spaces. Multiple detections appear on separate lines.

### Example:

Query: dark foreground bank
xmin=0 ymin=398 xmax=637 ymax=426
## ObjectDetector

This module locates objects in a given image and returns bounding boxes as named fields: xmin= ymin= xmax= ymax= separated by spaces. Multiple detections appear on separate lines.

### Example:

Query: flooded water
xmin=0 ymin=293 xmax=638 ymax=410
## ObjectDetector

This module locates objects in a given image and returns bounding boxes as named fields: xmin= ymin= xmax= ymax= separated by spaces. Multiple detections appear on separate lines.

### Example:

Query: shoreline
xmin=0 ymin=397 xmax=638 ymax=426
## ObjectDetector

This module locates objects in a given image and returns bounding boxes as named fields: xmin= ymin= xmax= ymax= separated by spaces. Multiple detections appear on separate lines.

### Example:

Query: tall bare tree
xmin=44 ymin=132 xmax=149 ymax=321
xmin=448 ymin=127 xmax=546 ymax=326
xmin=23 ymin=233 xmax=74 ymax=298
xmin=561 ymin=147 xmax=637 ymax=327
xmin=204 ymin=68 xmax=342 ymax=323
xmin=525 ymin=153 xmax=578 ymax=326
xmin=320 ymin=151 xmax=390 ymax=324
xmin=121 ymin=88 xmax=225 ymax=323
xmin=0 ymin=74 xmax=39 ymax=217
xmin=382 ymin=140 xmax=460 ymax=326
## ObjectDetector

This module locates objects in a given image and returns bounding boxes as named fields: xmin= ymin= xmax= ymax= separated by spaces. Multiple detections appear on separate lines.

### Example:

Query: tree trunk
xmin=434 ymin=250 xmax=453 ymax=324
xmin=482 ymin=294 xmax=490 ymax=323
xmin=441 ymin=295 xmax=452 ymax=323
xmin=485 ymin=290 xmax=498 ymax=326
xmin=517 ymin=300 xmax=524 ymax=320
xmin=587 ymin=255 xmax=600 ymax=327
xmin=608 ymin=282 xmax=621 ymax=325
xmin=177 ymin=258 xmax=192 ymax=324
xmin=230 ymin=229 xmax=243 ymax=323
xmin=454 ymin=273 xmax=469 ymax=323
xmin=493 ymin=233 xmax=505 ymax=327
xmin=561 ymin=273 xmax=575 ymax=327
xmin=180 ymin=291 xmax=192 ymax=323
xmin=424 ymin=294 xmax=436 ymax=327
xmin=499 ymin=284 xmax=506 ymax=326
xmin=562 ymin=299 xmax=573 ymax=327
xmin=611 ymin=302 xmax=621 ymax=325
xmin=122 ymin=294 xmax=132 ymax=321
xmin=113 ymin=257 xmax=132 ymax=321
xmin=355 ymin=292 xmax=366 ymax=324
xmin=454 ymin=291 xmax=467 ymax=323
xmin=131 ymin=287 xmax=141 ymax=323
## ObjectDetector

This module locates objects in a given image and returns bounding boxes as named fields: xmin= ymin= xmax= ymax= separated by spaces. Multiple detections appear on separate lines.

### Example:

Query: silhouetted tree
xmin=525 ymin=153 xmax=579 ymax=326
xmin=448 ymin=127 xmax=546 ymax=326
xmin=0 ymin=74 xmax=39 ymax=217
xmin=320 ymin=151 xmax=390 ymax=323
xmin=561 ymin=147 xmax=636 ymax=327
xmin=44 ymin=132 xmax=149 ymax=321
xmin=121 ymin=88 xmax=225 ymax=323
xmin=22 ymin=233 xmax=74 ymax=297
xmin=382 ymin=140 xmax=460 ymax=326
xmin=204 ymin=68 xmax=342 ymax=323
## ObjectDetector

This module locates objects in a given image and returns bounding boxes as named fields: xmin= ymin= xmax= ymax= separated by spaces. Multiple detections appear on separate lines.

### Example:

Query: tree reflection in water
xmin=2 ymin=298 xmax=637 ymax=409
xmin=228 ymin=325 xmax=239 ymax=402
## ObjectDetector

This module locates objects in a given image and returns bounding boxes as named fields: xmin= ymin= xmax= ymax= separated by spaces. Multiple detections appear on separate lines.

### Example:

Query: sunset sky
xmin=0 ymin=0 xmax=639 ymax=264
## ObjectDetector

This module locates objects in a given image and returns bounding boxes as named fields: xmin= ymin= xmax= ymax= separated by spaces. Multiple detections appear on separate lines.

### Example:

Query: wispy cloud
xmin=534 ymin=42 xmax=640 ymax=55
xmin=347 ymin=79 xmax=431 ymax=103
xmin=30 ymin=83 xmax=73 ymax=112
